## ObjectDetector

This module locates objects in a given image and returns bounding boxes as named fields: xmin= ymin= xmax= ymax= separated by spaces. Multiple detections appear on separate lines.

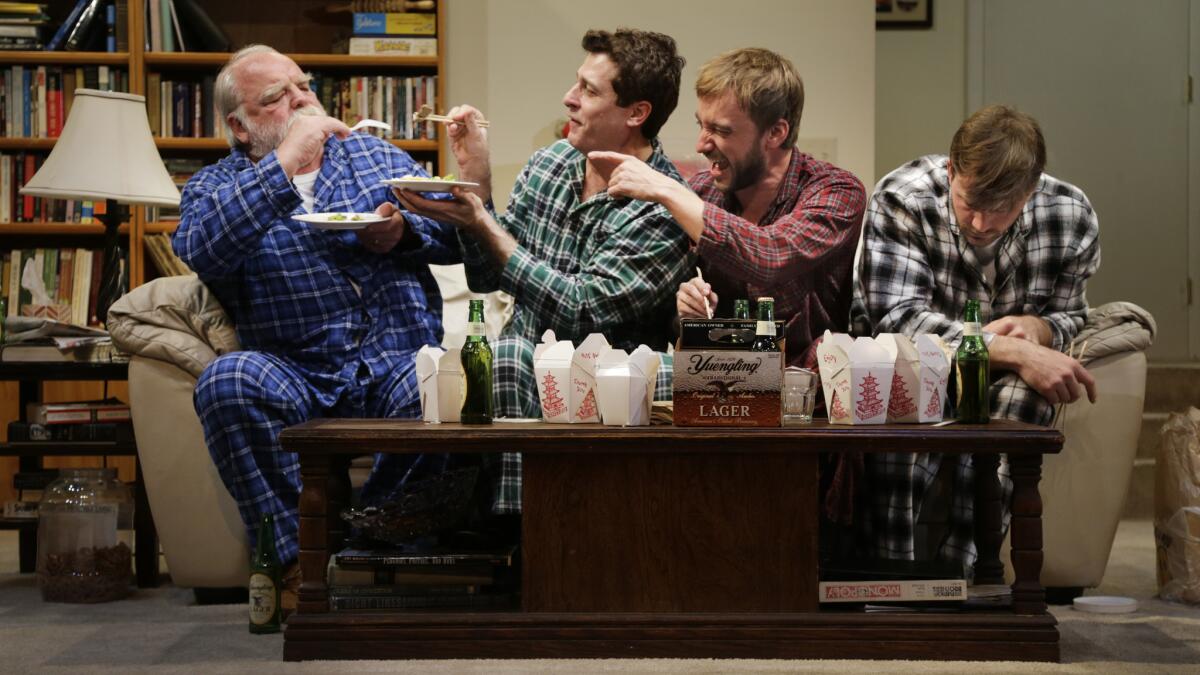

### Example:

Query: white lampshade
xmin=20 ymin=88 xmax=180 ymax=207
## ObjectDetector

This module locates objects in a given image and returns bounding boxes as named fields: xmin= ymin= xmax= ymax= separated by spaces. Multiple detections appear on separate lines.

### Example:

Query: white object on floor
xmin=1073 ymin=595 xmax=1138 ymax=614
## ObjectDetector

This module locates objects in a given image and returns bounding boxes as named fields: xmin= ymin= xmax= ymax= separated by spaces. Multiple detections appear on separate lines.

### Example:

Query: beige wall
xmin=446 ymin=0 xmax=874 ymax=207
xmin=874 ymin=0 xmax=966 ymax=184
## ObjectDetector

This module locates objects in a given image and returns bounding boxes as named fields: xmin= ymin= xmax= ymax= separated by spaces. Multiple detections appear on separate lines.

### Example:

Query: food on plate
xmin=398 ymin=173 xmax=457 ymax=182
xmin=326 ymin=213 xmax=366 ymax=222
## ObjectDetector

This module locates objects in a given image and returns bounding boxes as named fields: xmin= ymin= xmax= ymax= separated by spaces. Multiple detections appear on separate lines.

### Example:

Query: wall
xmin=874 ymin=0 xmax=966 ymax=184
xmin=446 ymin=0 xmax=874 ymax=206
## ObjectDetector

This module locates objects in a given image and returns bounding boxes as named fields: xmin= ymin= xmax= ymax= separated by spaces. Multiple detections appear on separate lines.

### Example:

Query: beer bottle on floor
xmin=733 ymin=299 xmax=750 ymax=320
xmin=248 ymin=514 xmax=282 ymax=634
xmin=956 ymin=299 xmax=990 ymax=424
xmin=749 ymin=297 xmax=779 ymax=352
xmin=460 ymin=298 xmax=493 ymax=424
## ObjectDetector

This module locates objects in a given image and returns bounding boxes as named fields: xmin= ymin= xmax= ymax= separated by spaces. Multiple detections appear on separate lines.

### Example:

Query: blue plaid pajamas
xmin=195 ymin=351 xmax=424 ymax=564
xmin=175 ymin=134 xmax=460 ymax=564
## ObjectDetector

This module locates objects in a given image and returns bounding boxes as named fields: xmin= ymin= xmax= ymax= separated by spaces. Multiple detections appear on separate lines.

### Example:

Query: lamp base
xmin=95 ymin=199 xmax=126 ymax=327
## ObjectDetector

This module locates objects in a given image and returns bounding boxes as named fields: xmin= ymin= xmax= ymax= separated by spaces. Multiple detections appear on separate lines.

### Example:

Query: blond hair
xmin=695 ymin=48 xmax=804 ymax=146
xmin=950 ymin=105 xmax=1046 ymax=211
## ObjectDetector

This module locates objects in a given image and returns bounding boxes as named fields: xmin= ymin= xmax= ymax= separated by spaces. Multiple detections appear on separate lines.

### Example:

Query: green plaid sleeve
xmin=498 ymin=202 xmax=691 ymax=338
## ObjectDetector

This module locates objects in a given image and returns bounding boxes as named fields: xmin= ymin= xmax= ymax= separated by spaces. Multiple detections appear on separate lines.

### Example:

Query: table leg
xmin=296 ymin=453 xmax=341 ymax=615
xmin=972 ymin=452 xmax=1005 ymax=585
xmin=1008 ymin=453 xmax=1046 ymax=615
xmin=18 ymin=526 xmax=35 ymax=573
xmin=133 ymin=458 xmax=160 ymax=587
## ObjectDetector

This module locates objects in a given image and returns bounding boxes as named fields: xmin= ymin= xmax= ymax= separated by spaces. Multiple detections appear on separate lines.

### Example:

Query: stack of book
xmin=143 ymin=0 xmax=227 ymax=53
xmin=4 ymin=248 xmax=123 ymax=329
xmin=143 ymin=233 xmax=189 ymax=277
xmin=1 ymin=65 xmax=129 ymax=139
xmin=45 ymin=0 xmax=127 ymax=52
xmin=345 ymin=10 xmax=437 ymax=57
xmin=818 ymin=557 xmax=968 ymax=609
xmin=327 ymin=542 xmax=517 ymax=611
xmin=0 ymin=316 xmax=120 ymax=362
xmin=2 ymin=468 xmax=56 ymax=520
xmin=0 ymin=2 xmax=48 ymax=51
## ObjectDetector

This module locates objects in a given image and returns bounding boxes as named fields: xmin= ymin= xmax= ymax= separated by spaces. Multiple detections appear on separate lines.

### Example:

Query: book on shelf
xmin=0 ymin=338 xmax=121 ymax=360
xmin=25 ymin=398 xmax=130 ymax=426
xmin=3 ymin=315 xmax=107 ymax=341
xmin=327 ymin=559 xmax=498 ymax=587
xmin=143 ymin=0 xmax=227 ymax=53
xmin=333 ymin=544 xmax=517 ymax=567
xmin=144 ymin=233 xmax=190 ymax=277
xmin=347 ymin=36 xmax=436 ymax=57
xmin=12 ymin=469 xmax=58 ymax=490
xmin=4 ymin=249 xmax=105 ymax=329
xmin=7 ymin=420 xmax=134 ymax=442
xmin=328 ymin=583 xmax=480 ymax=597
xmin=819 ymin=556 xmax=965 ymax=582
xmin=818 ymin=579 xmax=967 ymax=604
xmin=44 ymin=0 xmax=87 ymax=50
xmin=329 ymin=592 xmax=514 ymax=612
xmin=352 ymin=12 xmax=436 ymax=36
xmin=63 ymin=0 xmax=107 ymax=52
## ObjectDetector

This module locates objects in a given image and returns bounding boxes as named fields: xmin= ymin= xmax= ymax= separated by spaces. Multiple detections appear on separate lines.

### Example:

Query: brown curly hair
xmin=581 ymin=28 xmax=685 ymax=140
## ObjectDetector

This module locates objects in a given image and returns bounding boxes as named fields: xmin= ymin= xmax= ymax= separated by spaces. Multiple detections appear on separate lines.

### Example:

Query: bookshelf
xmin=0 ymin=0 xmax=448 ymax=509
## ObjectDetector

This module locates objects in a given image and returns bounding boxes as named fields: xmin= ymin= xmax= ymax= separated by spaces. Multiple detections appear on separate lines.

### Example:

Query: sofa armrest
xmin=108 ymin=275 xmax=240 ymax=378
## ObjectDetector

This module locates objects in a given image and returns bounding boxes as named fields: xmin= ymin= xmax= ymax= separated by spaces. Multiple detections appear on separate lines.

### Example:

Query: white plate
xmin=1073 ymin=596 xmax=1138 ymax=614
xmin=382 ymin=177 xmax=480 ymax=193
xmin=493 ymin=417 xmax=541 ymax=423
xmin=293 ymin=212 xmax=388 ymax=230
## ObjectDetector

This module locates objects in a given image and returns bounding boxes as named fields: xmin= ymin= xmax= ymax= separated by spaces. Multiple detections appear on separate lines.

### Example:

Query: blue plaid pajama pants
xmin=194 ymin=350 xmax=423 ymax=565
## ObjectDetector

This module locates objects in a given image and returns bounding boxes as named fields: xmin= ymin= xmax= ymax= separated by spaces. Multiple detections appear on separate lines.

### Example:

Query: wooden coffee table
xmin=281 ymin=420 xmax=1061 ymax=662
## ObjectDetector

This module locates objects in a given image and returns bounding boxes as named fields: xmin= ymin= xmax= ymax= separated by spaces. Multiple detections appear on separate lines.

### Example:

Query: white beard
xmin=243 ymin=104 xmax=326 ymax=159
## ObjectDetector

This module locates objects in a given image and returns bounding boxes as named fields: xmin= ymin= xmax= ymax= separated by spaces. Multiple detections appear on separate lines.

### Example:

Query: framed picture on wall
xmin=876 ymin=0 xmax=933 ymax=29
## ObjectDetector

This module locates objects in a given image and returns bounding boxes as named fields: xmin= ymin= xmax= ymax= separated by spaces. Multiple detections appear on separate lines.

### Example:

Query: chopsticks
xmin=413 ymin=104 xmax=491 ymax=128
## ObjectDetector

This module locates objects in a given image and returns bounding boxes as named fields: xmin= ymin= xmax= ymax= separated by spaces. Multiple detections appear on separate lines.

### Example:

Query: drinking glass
xmin=783 ymin=367 xmax=817 ymax=425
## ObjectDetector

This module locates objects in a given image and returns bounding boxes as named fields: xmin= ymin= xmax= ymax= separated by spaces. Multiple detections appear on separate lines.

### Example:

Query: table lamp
xmin=20 ymin=88 xmax=180 ymax=326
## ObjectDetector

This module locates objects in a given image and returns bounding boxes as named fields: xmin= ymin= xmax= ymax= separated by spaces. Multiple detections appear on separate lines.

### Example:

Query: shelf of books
xmin=2 ymin=0 xmax=447 ymax=511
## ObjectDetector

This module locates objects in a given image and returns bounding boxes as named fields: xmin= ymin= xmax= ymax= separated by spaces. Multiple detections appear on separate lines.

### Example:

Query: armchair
xmin=108 ymin=266 xmax=510 ymax=590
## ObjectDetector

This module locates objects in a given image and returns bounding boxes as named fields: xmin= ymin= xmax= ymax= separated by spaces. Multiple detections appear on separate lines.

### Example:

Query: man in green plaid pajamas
xmin=397 ymin=29 xmax=693 ymax=515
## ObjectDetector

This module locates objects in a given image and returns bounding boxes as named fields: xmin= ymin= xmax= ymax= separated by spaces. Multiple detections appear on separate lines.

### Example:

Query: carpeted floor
xmin=1 ymin=519 xmax=1198 ymax=674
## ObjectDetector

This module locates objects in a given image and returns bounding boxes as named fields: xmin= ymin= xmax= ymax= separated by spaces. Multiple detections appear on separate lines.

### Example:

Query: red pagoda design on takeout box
xmin=533 ymin=331 xmax=609 ymax=423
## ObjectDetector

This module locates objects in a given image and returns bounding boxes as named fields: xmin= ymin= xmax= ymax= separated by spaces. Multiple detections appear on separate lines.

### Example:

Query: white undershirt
xmin=972 ymin=240 xmax=1001 ymax=289
xmin=292 ymin=169 xmax=319 ymax=213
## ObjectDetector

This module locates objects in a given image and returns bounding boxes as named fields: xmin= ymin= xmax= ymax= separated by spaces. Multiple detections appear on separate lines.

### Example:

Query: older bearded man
xmin=173 ymin=45 xmax=461 ymax=612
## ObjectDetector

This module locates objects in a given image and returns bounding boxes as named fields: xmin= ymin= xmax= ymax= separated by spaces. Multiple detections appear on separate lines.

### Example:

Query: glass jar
xmin=37 ymin=468 xmax=134 ymax=603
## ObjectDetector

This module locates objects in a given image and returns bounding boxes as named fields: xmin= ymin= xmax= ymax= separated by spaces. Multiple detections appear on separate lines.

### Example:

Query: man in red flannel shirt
xmin=591 ymin=47 xmax=866 ymax=366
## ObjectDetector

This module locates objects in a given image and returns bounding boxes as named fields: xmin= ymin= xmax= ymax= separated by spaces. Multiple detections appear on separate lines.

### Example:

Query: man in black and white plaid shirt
xmin=853 ymin=105 xmax=1100 ymax=570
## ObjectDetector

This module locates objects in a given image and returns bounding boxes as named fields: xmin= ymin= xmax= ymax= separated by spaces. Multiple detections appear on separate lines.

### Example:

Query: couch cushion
xmin=108 ymin=275 xmax=240 ymax=378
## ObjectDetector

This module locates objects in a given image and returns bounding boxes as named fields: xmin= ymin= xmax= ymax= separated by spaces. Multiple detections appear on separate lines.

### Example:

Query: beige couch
xmin=109 ymin=267 xmax=510 ymax=589
xmin=111 ymin=276 xmax=1146 ymax=593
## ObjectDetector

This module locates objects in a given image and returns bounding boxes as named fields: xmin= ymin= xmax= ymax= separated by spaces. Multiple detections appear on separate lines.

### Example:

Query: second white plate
xmin=382 ymin=177 xmax=480 ymax=193
xmin=293 ymin=212 xmax=388 ymax=230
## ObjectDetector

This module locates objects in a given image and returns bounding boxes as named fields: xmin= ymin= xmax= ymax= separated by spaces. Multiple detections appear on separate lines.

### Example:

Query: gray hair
xmin=215 ymin=44 xmax=283 ymax=148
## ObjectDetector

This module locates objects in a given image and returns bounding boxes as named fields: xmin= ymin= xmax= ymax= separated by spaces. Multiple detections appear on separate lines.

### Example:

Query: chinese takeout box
xmin=415 ymin=345 xmax=462 ymax=423
xmin=594 ymin=346 xmax=659 ymax=426
xmin=533 ymin=331 xmax=609 ymax=423
xmin=815 ymin=332 xmax=894 ymax=425
xmin=877 ymin=333 xmax=951 ymax=423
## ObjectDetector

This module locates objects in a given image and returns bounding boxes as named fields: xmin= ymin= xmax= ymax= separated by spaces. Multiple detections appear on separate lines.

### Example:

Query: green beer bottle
xmin=749 ymin=297 xmax=779 ymax=352
xmin=248 ymin=513 xmax=282 ymax=634
xmin=956 ymin=299 xmax=990 ymax=424
xmin=733 ymin=299 xmax=751 ymax=320
xmin=460 ymin=298 xmax=493 ymax=425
